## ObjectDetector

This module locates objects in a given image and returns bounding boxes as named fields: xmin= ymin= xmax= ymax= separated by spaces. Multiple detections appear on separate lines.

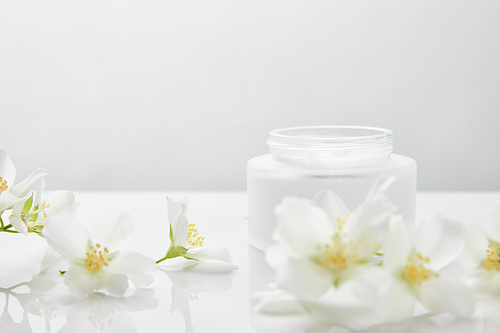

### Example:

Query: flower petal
xmin=9 ymin=215 xmax=28 ymax=235
xmin=0 ymin=149 xmax=16 ymax=185
xmin=380 ymin=279 xmax=417 ymax=323
xmin=266 ymin=244 xmax=331 ymax=298
xmin=167 ymin=197 xmax=189 ymax=247
xmin=64 ymin=265 xmax=129 ymax=297
xmin=337 ymin=265 xmax=394 ymax=300
xmin=488 ymin=202 xmax=500 ymax=240
xmin=108 ymin=251 xmax=156 ymax=287
xmin=414 ymin=213 xmax=465 ymax=270
xmin=90 ymin=209 xmax=133 ymax=250
xmin=157 ymin=256 xmax=196 ymax=271
xmin=459 ymin=225 xmax=489 ymax=269
xmin=185 ymin=245 xmax=238 ymax=273
xmin=42 ymin=217 xmax=89 ymax=262
xmin=32 ymin=177 xmax=44 ymax=206
xmin=464 ymin=268 xmax=500 ymax=298
xmin=158 ymin=255 xmax=237 ymax=274
xmin=364 ymin=175 xmax=397 ymax=202
xmin=384 ymin=215 xmax=411 ymax=272
xmin=419 ymin=277 xmax=475 ymax=317
xmin=313 ymin=190 xmax=350 ymax=221
xmin=346 ymin=196 xmax=397 ymax=259
xmin=9 ymin=168 xmax=47 ymax=197
xmin=341 ymin=177 xmax=397 ymax=258
xmin=63 ymin=266 xmax=98 ymax=297
xmin=274 ymin=196 xmax=334 ymax=258
xmin=44 ymin=190 xmax=79 ymax=219
xmin=186 ymin=244 xmax=233 ymax=263
xmin=0 ymin=189 xmax=24 ymax=212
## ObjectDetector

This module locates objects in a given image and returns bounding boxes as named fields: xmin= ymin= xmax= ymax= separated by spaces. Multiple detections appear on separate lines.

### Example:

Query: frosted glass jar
xmin=247 ymin=126 xmax=417 ymax=251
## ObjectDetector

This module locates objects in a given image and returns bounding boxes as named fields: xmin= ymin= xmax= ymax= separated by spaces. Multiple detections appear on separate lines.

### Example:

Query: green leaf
xmin=22 ymin=195 xmax=33 ymax=214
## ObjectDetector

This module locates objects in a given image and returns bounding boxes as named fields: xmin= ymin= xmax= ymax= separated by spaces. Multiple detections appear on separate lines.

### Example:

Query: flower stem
xmin=156 ymin=246 xmax=174 ymax=264
xmin=0 ymin=224 xmax=18 ymax=233
xmin=156 ymin=257 xmax=167 ymax=264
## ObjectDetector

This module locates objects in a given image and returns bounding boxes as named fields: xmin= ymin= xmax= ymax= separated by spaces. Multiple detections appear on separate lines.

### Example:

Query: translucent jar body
xmin=247 ymin=126 xmax=417 ymax=251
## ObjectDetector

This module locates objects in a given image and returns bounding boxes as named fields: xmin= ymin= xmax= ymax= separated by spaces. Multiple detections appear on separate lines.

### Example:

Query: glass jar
xmin=247 ymin=125 xmax=417 ymax=251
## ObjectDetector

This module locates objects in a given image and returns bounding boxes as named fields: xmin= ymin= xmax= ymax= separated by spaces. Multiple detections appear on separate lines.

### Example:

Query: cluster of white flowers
xmin=0 ymin=149 xmax=236 ymax=306
xmin=254 ymin=176 xmax=499 ymax=330
xmin=0 ymin=149 xmax=77 ymax=236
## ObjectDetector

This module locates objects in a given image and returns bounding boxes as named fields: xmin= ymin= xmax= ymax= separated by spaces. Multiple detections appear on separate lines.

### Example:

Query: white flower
xmin=265 ymin=176 xmax=397 ymax=299
xmin=0 ymin=149 xmax=47 ymax=213
xmin=382 ymin=214 xmax=475 ymax=321
xmin=42 ymin=210 xmax=157 ymax=297
xmin=461 ymin=202 xmax=500 ymax=298
xmin=257 ymin=178 xmax=475 ymax=330
xmin=156 ymin=197 xmax=237 ymax=272
xmin=9 ymin=178 xmax=78 ymax=235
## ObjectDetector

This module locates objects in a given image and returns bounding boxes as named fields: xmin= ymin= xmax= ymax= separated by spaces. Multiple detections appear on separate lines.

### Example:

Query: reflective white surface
xmin=1 ymin=191 xmax=500 ymax=332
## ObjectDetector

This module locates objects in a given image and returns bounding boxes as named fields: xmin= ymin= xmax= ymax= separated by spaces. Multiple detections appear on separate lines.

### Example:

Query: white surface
xmin=2 ymin=191 xmax=500 ymax=332
xmin=1 ymin=1 xmax=500 ymax=191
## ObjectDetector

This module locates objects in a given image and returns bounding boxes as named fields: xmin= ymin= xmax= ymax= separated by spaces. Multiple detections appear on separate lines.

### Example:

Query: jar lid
xmin=267 ymin=125 xmax=394 ymax=166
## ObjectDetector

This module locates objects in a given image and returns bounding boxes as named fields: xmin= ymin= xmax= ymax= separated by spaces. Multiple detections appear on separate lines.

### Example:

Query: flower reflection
xmin=0 ymin=246 xmax=59 ymax=332
xmin=160 ymin=268 xmax=235 ymax=333
xmin=0 ymin=242 xmax=158 ymax=333
xmin=252 ymin=290 xmax=479 ymax=333
xmin=0 ymin=229 xmax=159 ymax=333
xmin=57 ymin=289 xmax=158 ymax=333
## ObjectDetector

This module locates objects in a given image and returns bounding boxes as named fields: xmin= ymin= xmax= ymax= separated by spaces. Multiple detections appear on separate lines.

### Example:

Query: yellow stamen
xmin=336 ymin=217 xmax=346 ymax=232
xmin=0 ymin=177 xmax=8 ymax=194
xmin=186 ymin=223 xmax=204 ymax=247
xmin=484 ymin=241 xmax=500 ymax=271
xmin=403 ymin=252 xmax=439 ymax=286
xmin=314 ymin=234 xmax=357 ymax=273
xmin=20 ymin=200 xmax=52 ymax=234
xmin=40 ymin=201 xmax=50 ymax=218
xmin=84 ymin=243 xmax=112 ymax=272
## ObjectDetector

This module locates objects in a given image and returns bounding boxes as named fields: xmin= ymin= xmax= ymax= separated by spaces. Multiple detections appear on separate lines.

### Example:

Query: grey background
xmin=1 ymin=0 xmax=499 ymax=191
